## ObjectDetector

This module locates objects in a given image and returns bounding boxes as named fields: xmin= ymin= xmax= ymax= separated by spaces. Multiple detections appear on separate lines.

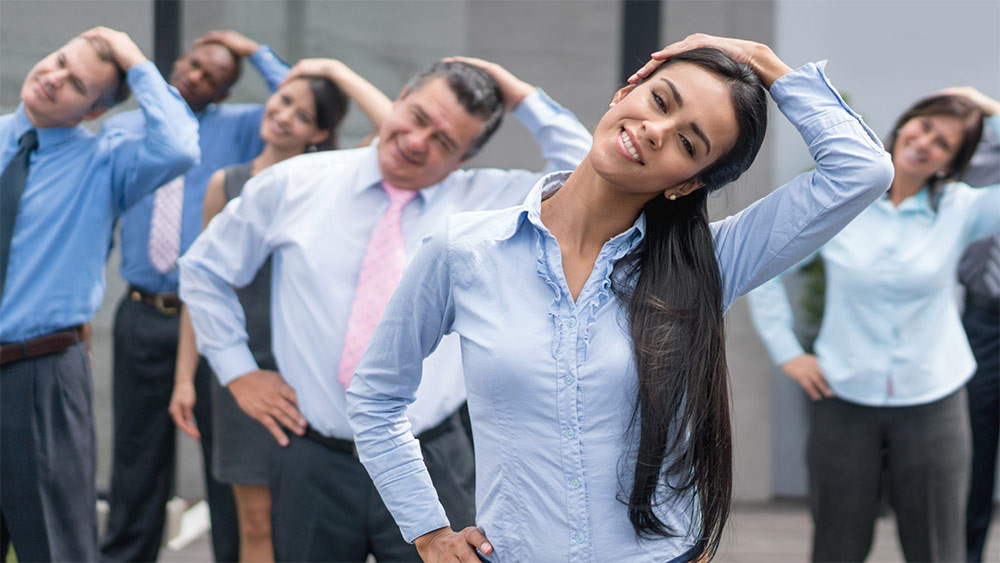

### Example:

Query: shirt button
xmin=574 ymin=532 xmax=585 ymax=543
xmin=564 ymin=428 xmax=575 ymax=439
xmin=568 ymin=478 xmax=580 ymax=489
xmin=566 ymin=317 xmax=577 ymax=328
xmin=563 ymin=374 xmax=575 ymax=385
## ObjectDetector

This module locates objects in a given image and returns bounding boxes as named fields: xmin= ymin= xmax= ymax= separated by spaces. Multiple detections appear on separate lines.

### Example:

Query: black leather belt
xmin=129 ymin=285 xmax=181 ymax=315
xmin=0 ymin=325 xmax=85 ymax=365
xmin=304 ymin=412 xmax=458 ymax=459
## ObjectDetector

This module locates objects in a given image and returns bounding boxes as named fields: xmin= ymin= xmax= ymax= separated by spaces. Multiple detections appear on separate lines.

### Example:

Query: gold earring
xmin=668 ymin=194 xmax=677 ymax=201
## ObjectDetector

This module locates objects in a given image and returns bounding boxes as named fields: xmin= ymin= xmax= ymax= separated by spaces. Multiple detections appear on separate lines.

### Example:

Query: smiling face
xmin=169 ymin=43 xmax=238 ymax=111
xmin=259 ymin=78 xmax=330 ymax=151
xmin=892 ymin=114 xmax=965 ymax=183
xmin=590 ymin=62 xmax=739 ymax=199
xmin=375 ymin=77 xmax=486 ymax=190
xmin=20 ymin=37 xmax=119 ymax=128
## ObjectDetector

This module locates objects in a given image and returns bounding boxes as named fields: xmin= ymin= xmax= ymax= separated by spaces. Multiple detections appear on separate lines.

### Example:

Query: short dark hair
xmin=402 ymin=61 xmax=504 ymax=159
xmin=886 ymin=94 xmax=984 ymax=207
xmin=84 ymin=36 xmax=130 ymax=110
xmin=195 ymin=40 xmax=244 ymax=93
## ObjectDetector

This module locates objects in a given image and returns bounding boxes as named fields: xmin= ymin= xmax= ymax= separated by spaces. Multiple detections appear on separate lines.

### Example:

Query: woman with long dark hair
xmin=345 ymin=34 xmax=893 ymax=562
xmin=748 ymin=87 xmax=1000 ymax=562
xmin=168 ymin=58 xmax=391 ymax=562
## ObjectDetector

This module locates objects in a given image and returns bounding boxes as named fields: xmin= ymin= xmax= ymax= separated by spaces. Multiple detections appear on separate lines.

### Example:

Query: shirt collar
xmin=351 ymin=137 xmax=438 ymax=204
xmin=879 ymin=185 xmax=935 ymax=216
xmin=495 ymin=171 xmax=647 ymax=255
xmin=13 ymin=103 xmax=81 ymax=151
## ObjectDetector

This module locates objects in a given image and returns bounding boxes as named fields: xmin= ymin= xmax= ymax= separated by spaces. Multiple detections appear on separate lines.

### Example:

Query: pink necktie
xmin=148 ymin=176 xmax=184 ymax=274
xmin=338 ymin=181 xmax=417 ymax=389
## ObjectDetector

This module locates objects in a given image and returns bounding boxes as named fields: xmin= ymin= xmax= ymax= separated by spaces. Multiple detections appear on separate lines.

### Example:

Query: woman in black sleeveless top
xmin=169 ymin=58 xmax=391 ymax=562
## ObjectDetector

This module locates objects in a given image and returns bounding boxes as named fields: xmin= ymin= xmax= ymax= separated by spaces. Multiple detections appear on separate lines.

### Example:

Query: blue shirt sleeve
xmin=249 ymin=45 xmax=290 ymax=93
xmin=745 ymin=253 xmax=817 ymax=365
xmin=346 ymin=226 xmax=457 ymax=543
xmin=107 ymin=61 xmax=200 ymax=213
xmin=178 ymin=163 xmax=288 ymax=383
xmin=962 ymin=114 xmax=1000 ymax=243
xmin=711 ymin=62 xmax=894 ymax=311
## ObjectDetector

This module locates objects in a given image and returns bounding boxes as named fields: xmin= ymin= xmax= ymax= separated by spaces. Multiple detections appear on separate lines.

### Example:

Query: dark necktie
xmin=1 ymin=129 xmax=39 ymax=301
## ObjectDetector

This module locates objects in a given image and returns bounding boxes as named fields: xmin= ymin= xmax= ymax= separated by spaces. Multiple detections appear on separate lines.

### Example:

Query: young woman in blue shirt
xmin=346 ymin=34 xmax=893 ymax=562
xmin=747 ymin=86 xmax=1000 ymax=561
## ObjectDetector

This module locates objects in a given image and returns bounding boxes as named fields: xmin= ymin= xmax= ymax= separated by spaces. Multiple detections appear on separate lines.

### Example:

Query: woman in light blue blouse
xmin=346 ymin=34 xmax=893 ymax=563
xmin=747 ymin=87 xmax=1000 ymax=562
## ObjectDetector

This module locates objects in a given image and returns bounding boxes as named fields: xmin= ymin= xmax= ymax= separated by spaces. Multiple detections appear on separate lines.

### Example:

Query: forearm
xmin=746 ymin=276 xmax=807 ymax=365
xmin=249 ymin=45 xmax=290 ymax=91
xmin=713 ymin=62 xmax=893 ymax=306
xmin=513 ymin=89 xmax=592 ymax=173
xmin=324 ymin=60 xmax=392 ymax=129
xmin=174 ymin=306 xmax=200 ymax=388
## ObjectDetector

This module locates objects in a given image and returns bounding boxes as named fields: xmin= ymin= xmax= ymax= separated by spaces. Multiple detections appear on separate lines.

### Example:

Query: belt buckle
xmin=153 ymin=294 xmax=179 ymax=316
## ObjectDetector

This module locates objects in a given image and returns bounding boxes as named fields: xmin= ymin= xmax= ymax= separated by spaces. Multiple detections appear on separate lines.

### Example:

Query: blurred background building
xmin=1 ymin=0 xmax=997 ymax=507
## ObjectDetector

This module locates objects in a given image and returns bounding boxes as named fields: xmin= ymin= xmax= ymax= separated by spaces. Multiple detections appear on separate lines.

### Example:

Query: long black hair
xmin=612 ymin=48 xmax=768 ymax=560
xmin=299 ymin=74 xmax=350 ymax=151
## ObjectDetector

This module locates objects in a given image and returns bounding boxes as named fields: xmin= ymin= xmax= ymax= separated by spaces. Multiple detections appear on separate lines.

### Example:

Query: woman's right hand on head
xmin=936 ymin=86 xmax=1000 ymax=117
xmin=628 ymin=33 xmax=792 ymax=89
xmin=781 ymin=354 xmax=833 ymax=401
xmin=227 ymin=369 xmax=307 ymax=446
xmin=281 ymin=58 xmax=344 ymax=87
xmin=414 ymin=526 xmax=494 ymax=563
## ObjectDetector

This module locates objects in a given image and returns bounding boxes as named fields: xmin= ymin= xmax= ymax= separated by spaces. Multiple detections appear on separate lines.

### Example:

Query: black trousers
xmin=270 ymin=412 xmax=476 ymax=562
xmin=963 ymin=303 xmax=1000 ymax=563
xmin=101 ymin=296 xmax=238 ymax=562
xmin=1 ymin=341 xmax=96 ymax=562
xmin=807 ymin=390 xmax=970 ymax=562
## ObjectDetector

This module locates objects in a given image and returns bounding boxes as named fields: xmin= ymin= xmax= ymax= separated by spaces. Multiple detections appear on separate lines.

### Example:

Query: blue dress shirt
xmin=106 ymin=46 xmax=288 ymax=293
xmin=0 ymin=62 xmax=199 ymax=342
xmin=748 ymin=114 xmax=1000 ymax=407
xmin=345 ymin=62 xmax=894 ymax=561
xmin=178 ymin=88 xmax=593 ymax=439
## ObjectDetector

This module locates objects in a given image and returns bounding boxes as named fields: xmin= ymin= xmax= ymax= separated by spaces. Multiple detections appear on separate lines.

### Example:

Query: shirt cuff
xmin=770 ymin=61 xmax=884 ymax=153
xmin=513 ymin=88 xmax=563 ymax=133
xmin=125 ymin=60 xmax=162 ymax=90
xmin=768 ymin=333 xmax=807 ymax=366
xmin=209 ymin=344 xmax=260 ymax=386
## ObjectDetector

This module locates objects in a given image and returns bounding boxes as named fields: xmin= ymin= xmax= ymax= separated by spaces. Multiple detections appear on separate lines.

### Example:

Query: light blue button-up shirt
xmin=179 ymin=88 xmax=592 ymax=438
xmin=108 ymin=46 xmax=288 ymax=293
xmin=748 ymin=114 xmax=1000 ymax=407
xmin=345 ymin=62 xmax=894 ymax=561
xmin=0 ymin=61 xmax=199 ymax=342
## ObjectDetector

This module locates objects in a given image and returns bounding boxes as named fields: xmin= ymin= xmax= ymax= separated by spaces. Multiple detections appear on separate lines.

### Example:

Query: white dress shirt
xmin=179 ymin=89 xmax=592 ymax=437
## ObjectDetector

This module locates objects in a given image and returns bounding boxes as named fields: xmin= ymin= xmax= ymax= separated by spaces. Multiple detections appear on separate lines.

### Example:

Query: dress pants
xmin=963 ymin=302 xmax=1000 ymax=563
xmin=1 ymin=342 xmax=96 ymax=562
xmin=270 ymin=412 xmax=476 ymax=562
xmin=807 ymin=389 xmax=970 ymax=562
xmin=101 ymin=296 xmax=238 ymax=562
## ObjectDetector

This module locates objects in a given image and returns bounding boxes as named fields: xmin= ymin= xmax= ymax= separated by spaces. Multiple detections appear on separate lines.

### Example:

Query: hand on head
xmin=628 ymin=33 xmax=791 ymax=89
xmin=281 ymin=58 xmax=345 ymax=88
xmin=440 ymin=56 xmax=535 ymax=112
xmin=80 ymin=26 xmax=147 ymax=71
xmin=935 ymin=86 xmax=1000 ymax=117
xmin=195 ymin=30 xmax=260 ymax=58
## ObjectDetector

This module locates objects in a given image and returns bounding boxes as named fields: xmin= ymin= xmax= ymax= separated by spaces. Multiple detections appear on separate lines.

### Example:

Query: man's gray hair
xmin=402 ymin=61 xmax=504 ymax=160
